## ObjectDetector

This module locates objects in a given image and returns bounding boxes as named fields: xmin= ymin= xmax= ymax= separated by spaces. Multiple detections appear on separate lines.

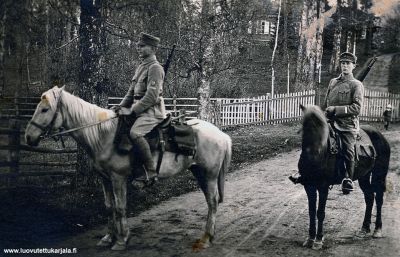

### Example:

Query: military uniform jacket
xmin=324 ymin=73 xmax=364 ymax=132
xmin=120 ymin=55 xmax=166 ymax=119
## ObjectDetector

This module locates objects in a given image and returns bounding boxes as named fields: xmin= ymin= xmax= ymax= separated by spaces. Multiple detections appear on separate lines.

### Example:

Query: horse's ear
xmin=300 ymin=104 xmax=306 ymax=112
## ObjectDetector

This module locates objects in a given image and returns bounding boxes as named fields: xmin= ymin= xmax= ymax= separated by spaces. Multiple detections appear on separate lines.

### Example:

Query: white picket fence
xmin=361 ymin=89 xmax=400 ymax=122
xmin=213 ymin=90 xmax=315 ymax=127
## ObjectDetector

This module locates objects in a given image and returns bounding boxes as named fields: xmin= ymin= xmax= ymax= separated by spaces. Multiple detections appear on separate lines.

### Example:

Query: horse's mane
xmin=47 ymin=88 xmax=118 ymax=154
xmin=301 ymin=105 xmax=329 ymax=150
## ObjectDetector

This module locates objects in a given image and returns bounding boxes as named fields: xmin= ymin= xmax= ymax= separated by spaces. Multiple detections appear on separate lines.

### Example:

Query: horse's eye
xmin=42 ymin=108 xmax=49 ymax=113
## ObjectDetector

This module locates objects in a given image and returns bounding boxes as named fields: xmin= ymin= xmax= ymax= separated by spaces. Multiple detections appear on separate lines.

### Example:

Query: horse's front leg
xmin=313 ymin=185 xmax=329 ymax=250
xmin=303 ymin=184 xmax=317 ymax=248
xmin=97 ymin=177 xmax=116 ymax=247
xmin=110 ymin=173 xmax=130 ymax=251
xmin=192 ymin=174 xmax=219 ymax=252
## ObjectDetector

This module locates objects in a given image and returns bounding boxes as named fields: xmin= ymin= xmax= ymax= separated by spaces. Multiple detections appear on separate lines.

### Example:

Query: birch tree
xmin=329 ymin=0 xmax=342 ymax=74
xmin=294 ymin=0 xmax=335 ymax=90
xmin=270 ymin=0 xmax=282 ymax=97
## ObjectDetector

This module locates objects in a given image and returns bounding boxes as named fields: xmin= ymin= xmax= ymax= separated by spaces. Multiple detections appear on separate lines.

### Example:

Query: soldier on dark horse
xmin=291 ymin=52 xmax=364 ymax=192
xmin=288 ymin=52 xmax=391 ymax=249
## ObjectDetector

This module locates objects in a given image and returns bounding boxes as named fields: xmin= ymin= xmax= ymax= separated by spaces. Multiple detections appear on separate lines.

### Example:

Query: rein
xmin=41 ymin=112 xmax=194 ymax=140
xmin=40 ymin=116 xmax=118 ymax=140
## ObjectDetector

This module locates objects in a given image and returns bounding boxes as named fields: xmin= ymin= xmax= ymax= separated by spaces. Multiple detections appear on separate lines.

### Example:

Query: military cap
xmin=339 ymin=52 xmax=357 ymax=63
xmin=137 ymin=32 xmax=160 ymax=47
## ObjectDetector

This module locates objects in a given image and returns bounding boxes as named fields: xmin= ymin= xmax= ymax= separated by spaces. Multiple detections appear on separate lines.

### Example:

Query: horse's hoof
xmin=372 ymin=228 xmax=383 ymax=238
xmin=192 ymin=240 xmax=210 ymax=252
xmin=192 ymin=234 xmax=212 ymax=252
xmin=312 ymin=237 xmax=324 ymax=250
xmin=111 ymin=231 xmax=131 ymax=251
xmin=111 ymin=242 xmax=126 ymax=251
xmin=96 ymin=234 xmax=114 ymax=247
xmin=302 ymin=237 xmax=315 ymax=248
xmin=355 ymin=228 xmax=371 ymax=238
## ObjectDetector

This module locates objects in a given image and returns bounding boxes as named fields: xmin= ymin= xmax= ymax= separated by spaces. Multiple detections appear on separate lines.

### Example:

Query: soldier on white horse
xmin=112 ymin=32 xmax=166 ymax=186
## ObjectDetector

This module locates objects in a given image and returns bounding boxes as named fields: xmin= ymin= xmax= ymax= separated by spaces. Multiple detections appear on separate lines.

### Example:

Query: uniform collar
xmin=339 ymin=73 xmax=354 ymax=81
xmin=140 ymin=55 xmax=157 ymax=65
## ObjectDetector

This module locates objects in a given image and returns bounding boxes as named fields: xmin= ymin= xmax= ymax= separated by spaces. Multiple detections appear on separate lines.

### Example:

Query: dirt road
xmin=60 ymin=129 xmax=400 ymax=257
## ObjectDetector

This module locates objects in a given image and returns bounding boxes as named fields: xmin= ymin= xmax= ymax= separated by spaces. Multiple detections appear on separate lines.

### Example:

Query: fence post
xmin=173 ymin=94 xmax=177 ymax=117
xmin=8 ymin=119 xmax=21 ymax=185
xmin=216 ymin=99 xmax=222 ymax=127
xmin=179 ymin=109 xmax=186 ymax=123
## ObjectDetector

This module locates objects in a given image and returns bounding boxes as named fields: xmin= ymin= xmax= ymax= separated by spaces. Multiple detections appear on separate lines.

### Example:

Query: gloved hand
xmin=119 ymin=107 xmax=133 ymax=116
xmin=110 ymin=105 xmax=121 ymax=113
xmin=325 ymin=106 xmax=336 ymax=119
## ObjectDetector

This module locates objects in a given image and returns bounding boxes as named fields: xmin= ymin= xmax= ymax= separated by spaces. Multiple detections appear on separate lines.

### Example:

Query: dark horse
xmin=298 ymin=104 xmax=390 ymax=250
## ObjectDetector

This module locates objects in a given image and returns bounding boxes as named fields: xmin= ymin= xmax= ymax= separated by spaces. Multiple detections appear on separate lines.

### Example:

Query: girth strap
xmin=155 ymin=128 xmax=165 ymax=175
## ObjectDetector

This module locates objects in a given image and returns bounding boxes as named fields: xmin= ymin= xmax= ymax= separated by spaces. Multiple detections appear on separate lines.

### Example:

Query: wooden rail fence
xmin=0 ymin=119 xmax=77 ymax=177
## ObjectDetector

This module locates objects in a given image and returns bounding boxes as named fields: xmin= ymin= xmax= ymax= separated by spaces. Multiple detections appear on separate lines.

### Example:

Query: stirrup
xmin=132 ymin=174 xmax=158 ymax=189
xmin=289 ymin=172 xmax=301 ymax=184
xmin=341 ymin=178 xmax=354 ymax=191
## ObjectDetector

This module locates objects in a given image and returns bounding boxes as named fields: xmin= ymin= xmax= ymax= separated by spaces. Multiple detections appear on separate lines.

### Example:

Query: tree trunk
xmin=329 ymin=0 xmax=342 ymax=75
xmin=271 ymin=0 xmax=282 ymax=97
xmin=198 ymin=71 xmax=211 ymax=121
xmin=294 ymin=0 xmax=326 ymax=91
xmin=283 ymin=0 xmax=290 ymax=93
xmin=77 ymin=0 xmax=108 ymax=183
xmin=43 ymin=2 xmax=50 ymax=87
xmin=364 ymin=19 xmax=373 ymax=55
xmin=197 ymin=0 xmax=213 ymax=122
xmin=346 ymin=30 xmax=353 ymax=52
xmin=0 ymin=1 xmax=6 ymax=96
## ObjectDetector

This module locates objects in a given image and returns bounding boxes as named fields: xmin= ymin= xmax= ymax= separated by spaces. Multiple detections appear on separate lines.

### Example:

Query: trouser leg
xmin=340 ymin=131 xmax=356 ymax=192
xmin=129 ymin=116 xmax=162 ymax=181
xmin=340 ymin=131 xmax=356 ymax=178
xmin=130 ymin=136 xmax=156 ymax=177
xmin=344 ymin=158 xmax=355 ymax=180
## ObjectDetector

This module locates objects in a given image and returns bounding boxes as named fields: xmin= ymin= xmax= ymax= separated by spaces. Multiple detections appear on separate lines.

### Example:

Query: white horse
xmin=25 ymin=86 xmax=232 ymax=251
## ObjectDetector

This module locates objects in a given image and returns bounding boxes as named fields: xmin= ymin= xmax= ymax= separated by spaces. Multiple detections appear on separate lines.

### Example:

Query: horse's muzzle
xmin=26 ymin=135 xmax=39 ymax=147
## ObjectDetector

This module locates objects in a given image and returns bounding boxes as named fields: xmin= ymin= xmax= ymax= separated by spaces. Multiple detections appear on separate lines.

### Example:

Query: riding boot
xmin=130 ymin=136 xmax=158 ymax=184
xmin=342 ymin=160 xmax=355 ymax=192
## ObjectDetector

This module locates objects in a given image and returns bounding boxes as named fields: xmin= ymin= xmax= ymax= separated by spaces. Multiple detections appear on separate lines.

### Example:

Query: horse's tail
xmin=218 ymin=137 xmax=232 ymax=203
xmin=361 ymin=125 xmax=391 ymax=192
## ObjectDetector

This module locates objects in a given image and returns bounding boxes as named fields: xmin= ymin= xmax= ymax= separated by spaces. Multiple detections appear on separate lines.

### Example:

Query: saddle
xmin=328 ymin=124 xmax=376 ymax=160
xmin=145 ymin=115 xmax=197 ymax=156
xmin=114 ymin=114 xmax=197 ymax=173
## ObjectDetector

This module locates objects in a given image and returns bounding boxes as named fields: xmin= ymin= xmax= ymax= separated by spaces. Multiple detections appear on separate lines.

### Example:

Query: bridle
xmin=28 ymin=89 xmax=64 ymax=140
xmin=28 ymin=88 xmax=118 ymax=141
